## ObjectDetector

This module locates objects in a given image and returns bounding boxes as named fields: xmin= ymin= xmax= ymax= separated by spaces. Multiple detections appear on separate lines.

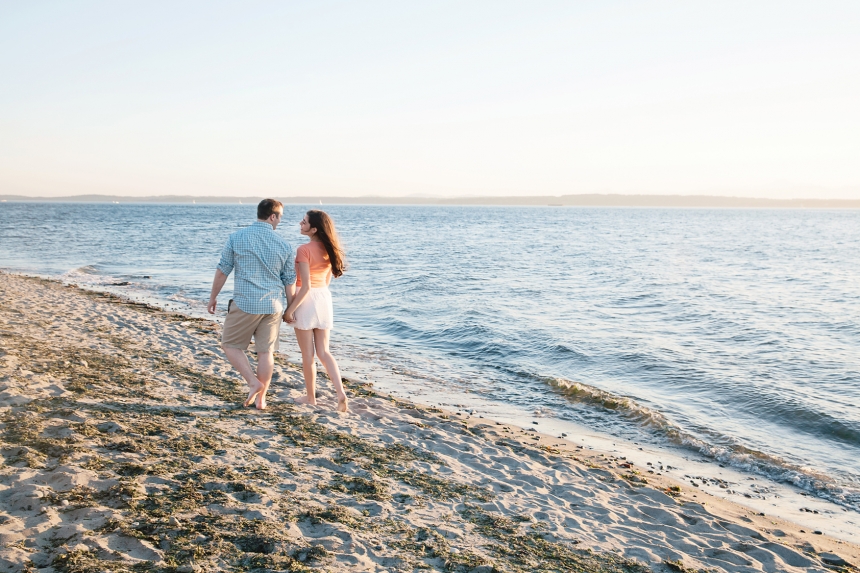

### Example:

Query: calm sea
xmin=2 ymin=202 xmax=859 ymax=511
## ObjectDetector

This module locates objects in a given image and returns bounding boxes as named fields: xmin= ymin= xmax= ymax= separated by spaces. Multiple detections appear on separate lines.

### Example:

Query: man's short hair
xmin=257 ymin=199 xmax=284 ymax=220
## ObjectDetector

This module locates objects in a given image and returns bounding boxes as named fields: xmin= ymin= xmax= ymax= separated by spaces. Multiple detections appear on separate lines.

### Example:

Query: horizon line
xmin=2 ymin=192 xmax=859 ymax=208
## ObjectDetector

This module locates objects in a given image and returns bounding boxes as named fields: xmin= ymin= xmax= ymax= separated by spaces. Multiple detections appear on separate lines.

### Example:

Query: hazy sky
xmin=2 ymin=2 xmax=859 ymax=198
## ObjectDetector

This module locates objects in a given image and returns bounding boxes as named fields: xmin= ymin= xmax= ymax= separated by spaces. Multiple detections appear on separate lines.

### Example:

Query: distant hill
xmin=1 ymin=193 xmax=858 ymax=208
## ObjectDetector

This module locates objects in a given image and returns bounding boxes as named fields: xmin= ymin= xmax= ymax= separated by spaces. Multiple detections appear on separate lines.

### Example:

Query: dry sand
xmin=0 ymin=271 xmax=858 ymax=573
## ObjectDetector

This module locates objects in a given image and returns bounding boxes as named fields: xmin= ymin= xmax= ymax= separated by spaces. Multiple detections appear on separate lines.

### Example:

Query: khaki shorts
xmin=222 ymin=301 xmax=282 ymax=353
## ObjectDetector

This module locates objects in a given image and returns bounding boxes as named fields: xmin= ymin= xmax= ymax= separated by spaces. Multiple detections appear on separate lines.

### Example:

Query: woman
xmin=283 ymin=210 xmax=349 ymax=412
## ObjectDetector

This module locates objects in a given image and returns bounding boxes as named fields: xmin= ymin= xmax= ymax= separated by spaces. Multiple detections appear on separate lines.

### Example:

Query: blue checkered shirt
xmin=216 ymin=221 xmax=296 ymax=314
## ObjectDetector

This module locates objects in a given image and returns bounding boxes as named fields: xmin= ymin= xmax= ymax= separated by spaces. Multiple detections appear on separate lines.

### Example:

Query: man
xmin=208 ymin=199 xmax=296 ymax=410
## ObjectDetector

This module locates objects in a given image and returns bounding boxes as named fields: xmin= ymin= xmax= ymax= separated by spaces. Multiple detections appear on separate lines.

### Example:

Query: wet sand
xmin=1 ymin=271 xmax=857 ymax=573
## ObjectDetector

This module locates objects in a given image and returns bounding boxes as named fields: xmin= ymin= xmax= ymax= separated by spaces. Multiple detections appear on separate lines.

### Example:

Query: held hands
xmin=283 ymin=310 xmax=296 ymax=324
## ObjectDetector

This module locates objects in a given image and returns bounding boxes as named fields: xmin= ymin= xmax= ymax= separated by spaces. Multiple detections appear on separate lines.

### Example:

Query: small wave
xmin=165 ymin=291 xmax=208 ymax=308
xmin=61 ymin=264 xmax=101 ymax=276
xmin=59 ymin=265 xmax=129 ymax=286
xmin=58 ymin=266 xmax=160 ymax=292
xmin=547 ymin=377 xmax=860 ymax=510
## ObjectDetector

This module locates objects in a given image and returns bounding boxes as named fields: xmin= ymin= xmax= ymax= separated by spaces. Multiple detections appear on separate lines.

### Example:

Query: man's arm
xmin=285 ymin=282 xmax=296 ymax=305
xmin=209 ymin=236 xmax=235 ymax=314
xmin=280 ymin=244 xmax=297 ymax=317
xmin=208 ymin=269 xmax=229 ymax=314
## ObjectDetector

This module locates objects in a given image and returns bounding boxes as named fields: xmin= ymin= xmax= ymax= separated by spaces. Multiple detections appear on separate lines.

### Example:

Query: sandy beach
xmin=0 ymin=272 xmax=857 ymax=573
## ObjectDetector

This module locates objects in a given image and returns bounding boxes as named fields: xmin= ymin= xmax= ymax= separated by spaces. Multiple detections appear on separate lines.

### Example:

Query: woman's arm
xmin=283 ymin=262 xmax=311 ymax=323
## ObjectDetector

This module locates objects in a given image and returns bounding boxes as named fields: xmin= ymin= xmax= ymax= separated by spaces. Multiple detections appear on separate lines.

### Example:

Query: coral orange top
xmin=295 ymin=241 xmax=332 ymax=288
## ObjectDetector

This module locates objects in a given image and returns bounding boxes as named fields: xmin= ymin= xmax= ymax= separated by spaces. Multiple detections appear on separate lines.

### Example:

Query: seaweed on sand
xmin=299 ymin=503 xmax=365 ymax=529
xmin=0 ymin=409 xmax=82 ymax=465
xmin=460 ymin=505 xmax=651 ymax=573
xmin=273 ymin=411 xmax=494 ymax=501
xmin=93 ymin=513 xmax=322 ymax=572
xmin=321 ymin=474 xmax=390 ymax=500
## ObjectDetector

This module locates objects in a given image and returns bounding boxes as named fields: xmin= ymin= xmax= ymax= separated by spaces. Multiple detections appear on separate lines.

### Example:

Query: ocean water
xmin=2 ymin=202 xmax=859 ymax=513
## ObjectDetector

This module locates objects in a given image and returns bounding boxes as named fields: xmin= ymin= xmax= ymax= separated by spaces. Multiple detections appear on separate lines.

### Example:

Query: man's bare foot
xmin=255 ymin=383 xmax=269 ymax=410
xmin=243 ymin=380 xmax=263 ymax=407
xmin=337 ymin=394 xmax=349 ymax=413
xmin=294 ymin=395 xmax=316 ymax=406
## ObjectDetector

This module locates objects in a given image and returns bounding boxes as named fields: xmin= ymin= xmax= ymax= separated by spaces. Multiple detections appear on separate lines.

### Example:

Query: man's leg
xmin=222 ymin=305 xmax=266 ymax=406
xmin=222 ymin=346 xmax=264 ymax=406
xmin=250 ymin=312 xmax=282 ymax=410
xmin=254 ymin=351 xmax=274 ymax=409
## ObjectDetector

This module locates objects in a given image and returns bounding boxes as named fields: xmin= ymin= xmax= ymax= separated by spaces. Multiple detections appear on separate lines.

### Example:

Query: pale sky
xmin=2 ymin=1 xmax=859 ymax=199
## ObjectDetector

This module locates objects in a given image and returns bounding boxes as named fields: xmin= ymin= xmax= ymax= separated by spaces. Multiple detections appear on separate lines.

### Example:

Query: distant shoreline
xmin=1 ymin=193 xmax=859 ymax=208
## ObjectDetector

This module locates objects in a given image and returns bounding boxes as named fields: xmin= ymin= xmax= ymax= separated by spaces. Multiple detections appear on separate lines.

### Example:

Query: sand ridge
xmin=0 ymin=272 xmax=857 ymax=573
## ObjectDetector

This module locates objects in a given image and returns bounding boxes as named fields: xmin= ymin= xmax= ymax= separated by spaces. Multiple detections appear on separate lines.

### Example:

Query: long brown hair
xmin=307 ymin=210 xmax=347 ymax=277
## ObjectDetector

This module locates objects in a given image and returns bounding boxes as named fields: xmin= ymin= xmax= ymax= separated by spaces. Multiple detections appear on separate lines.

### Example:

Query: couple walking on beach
xmin=207 ymin=199 xmax=349 ymax=412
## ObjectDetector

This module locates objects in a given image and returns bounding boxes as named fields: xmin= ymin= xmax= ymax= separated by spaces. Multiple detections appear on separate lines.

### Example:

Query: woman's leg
xmin=313 ymin=328 xmax=348 ymax=412
xmin=294 ymin=328 xmax=317 ymax=405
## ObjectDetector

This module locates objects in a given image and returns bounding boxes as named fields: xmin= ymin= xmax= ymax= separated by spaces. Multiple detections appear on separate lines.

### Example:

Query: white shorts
xmin=293 ymin=286 xmax=334 ymax=330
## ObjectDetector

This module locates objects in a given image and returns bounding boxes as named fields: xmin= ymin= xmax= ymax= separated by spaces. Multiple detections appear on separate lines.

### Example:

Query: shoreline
xmin=1 ymin=271 xmax=858 ymax=572
xmin=28 ymin=265 xmax=860 ymax=534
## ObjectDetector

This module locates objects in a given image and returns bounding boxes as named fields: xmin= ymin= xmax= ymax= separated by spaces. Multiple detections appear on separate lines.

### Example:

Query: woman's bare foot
xmin=243 ymin=380 xmax=263 ymax=407
xmin=337 ymin=394 xmax=349 ymax=413
xmin=294 ymin=395 xmax=316 ymax=406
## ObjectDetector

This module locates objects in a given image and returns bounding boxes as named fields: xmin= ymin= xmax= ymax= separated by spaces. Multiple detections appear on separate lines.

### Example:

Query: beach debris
xmin=79 ymin=359 xmax=88 ymax=367
xmin=819 ymin=552 xmax=850 ymax=567
xmin=663 ymin=559 xmax=697 ymax=572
